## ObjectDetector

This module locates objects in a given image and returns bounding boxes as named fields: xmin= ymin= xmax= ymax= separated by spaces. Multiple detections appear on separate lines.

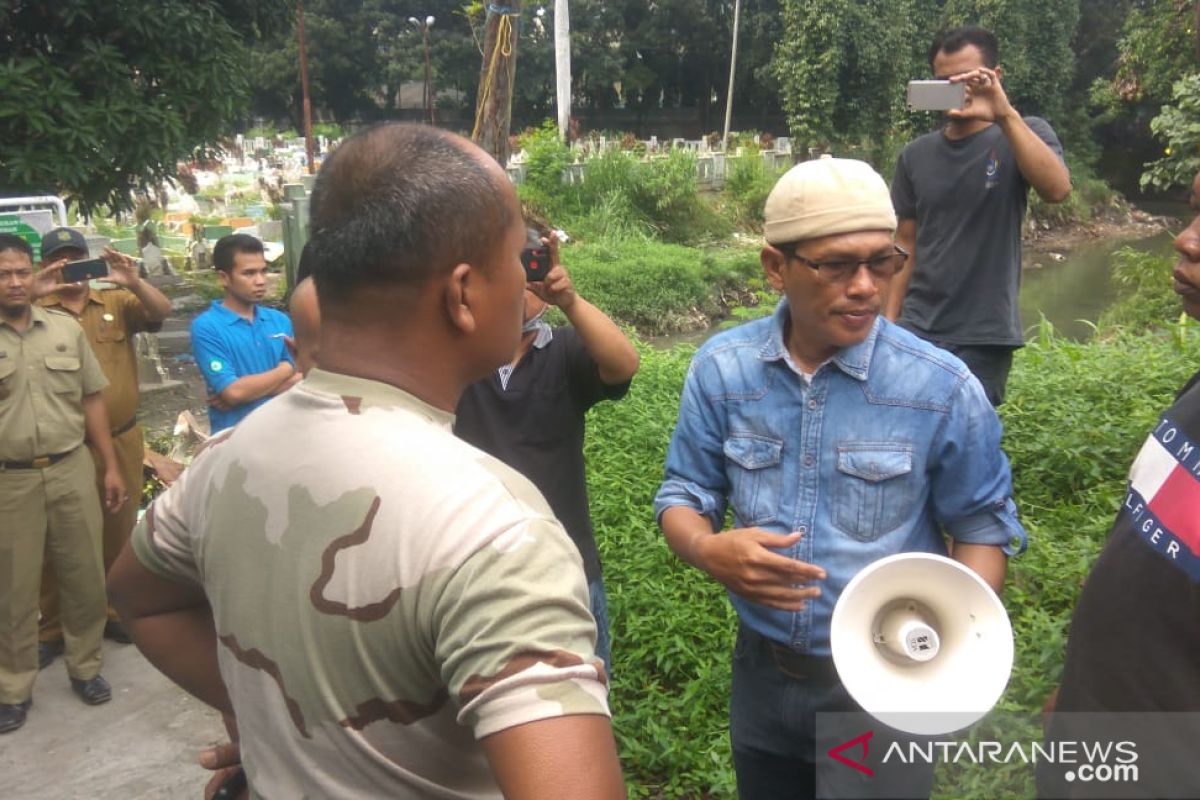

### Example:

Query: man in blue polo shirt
xmin=191 ymin=234 xmax=297 ymax=433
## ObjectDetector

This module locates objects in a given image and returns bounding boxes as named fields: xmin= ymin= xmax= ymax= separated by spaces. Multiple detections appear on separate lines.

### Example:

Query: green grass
xmin=584 ymin=321 xmax=1199 ymax=798
xmin=561 ymin=238 xmax=761 ymax=336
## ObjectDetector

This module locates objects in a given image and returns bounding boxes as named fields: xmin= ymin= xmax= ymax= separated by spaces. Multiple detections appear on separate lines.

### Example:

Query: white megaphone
xmin=830 ymin=553 xmax=1013 ymax=736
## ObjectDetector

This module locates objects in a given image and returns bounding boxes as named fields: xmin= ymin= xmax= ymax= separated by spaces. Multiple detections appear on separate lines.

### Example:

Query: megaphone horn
xmin=830 ymin=553 xmax=1013 ymax=736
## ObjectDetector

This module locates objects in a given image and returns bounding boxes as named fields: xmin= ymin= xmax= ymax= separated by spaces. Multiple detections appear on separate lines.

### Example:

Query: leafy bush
xmin=584 ymin=325 xmax=1200 ymax=797
xmin=634 ymin=149 xmax=731 ymax=244
xmin=722 ymin=155 xmax=783 ymax=230
xmin=517 ymin=122 xmax=731 ymax=245
xmin=1098 ymin=246 xmax=1183 ymax=330
xmin=563 ymin=238 xmax=760 ymax=335
xmin=1028 ymin=152 xmax=1118 ymax=226
xmin=585 ymin=342 xmax=739 ymax=798
xmin=1142 ymin=72 xmax=1200 ymax=192
xmin=518 ymin=120 xmax=576 ymax=214
xmin=311 ymin=122 xmax=344 ymax=141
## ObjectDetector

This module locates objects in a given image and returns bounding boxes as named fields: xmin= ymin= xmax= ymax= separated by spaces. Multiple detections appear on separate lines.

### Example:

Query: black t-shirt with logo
xmin=891 ymin=117 xmax=1065 ymax=347
xmin=1055 ymin=369 xmax=1200 ymax=712
xmin=454 ymin=327 xmax=630 ymax=583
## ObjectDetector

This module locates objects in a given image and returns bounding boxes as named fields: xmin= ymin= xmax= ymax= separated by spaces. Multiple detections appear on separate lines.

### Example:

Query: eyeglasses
xmin=782 ymin=245 xmax=909 ymax=283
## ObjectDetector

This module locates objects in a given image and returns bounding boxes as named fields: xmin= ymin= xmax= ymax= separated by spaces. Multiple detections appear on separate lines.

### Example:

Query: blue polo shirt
xmin=191 ymin=300 xmax=294 ymax=432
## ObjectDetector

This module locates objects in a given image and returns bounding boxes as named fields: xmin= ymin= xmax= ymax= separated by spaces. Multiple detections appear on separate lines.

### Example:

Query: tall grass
xmin=518 ymin=122 xmax=731 ymax=245
xmin=562 ymin=238 xmax=761 ymax=336
xmin=1099 ymin=246 xmax=1185 ymax=331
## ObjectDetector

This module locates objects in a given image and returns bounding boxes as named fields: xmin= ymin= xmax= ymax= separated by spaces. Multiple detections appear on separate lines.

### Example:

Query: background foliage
xmin=517 ymin=121 xmax=733 ymax=244
xmin=0 ymin=0 xmax=293 ymax=213
xmin=1142 ymin=72 xmax=1200 ymax=191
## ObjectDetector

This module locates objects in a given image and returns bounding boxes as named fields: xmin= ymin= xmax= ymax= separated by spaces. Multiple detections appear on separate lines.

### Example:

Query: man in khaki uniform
xmin=0 ymin=233 xmax=126 ymax=734
xmin=34 ymin=228 xmax=170 ymax=663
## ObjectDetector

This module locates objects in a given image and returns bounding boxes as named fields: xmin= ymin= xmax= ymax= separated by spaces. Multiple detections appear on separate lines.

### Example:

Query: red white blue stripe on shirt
xmin=1125 ymin=415 xmax=1200 ymax=582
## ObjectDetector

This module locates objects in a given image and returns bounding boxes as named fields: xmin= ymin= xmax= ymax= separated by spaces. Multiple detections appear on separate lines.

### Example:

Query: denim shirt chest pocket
xmin=723 ymin=433 xmax=784 ymax=527
xmin=832 ymin=441 xmax=917 ymax=541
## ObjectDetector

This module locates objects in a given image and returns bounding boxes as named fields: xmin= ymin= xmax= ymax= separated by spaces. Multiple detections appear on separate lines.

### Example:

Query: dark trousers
xmin=929 ymin=343 xmax=1016 ymax=407
xmin=730 ymin=625 xmax=935 ymax=800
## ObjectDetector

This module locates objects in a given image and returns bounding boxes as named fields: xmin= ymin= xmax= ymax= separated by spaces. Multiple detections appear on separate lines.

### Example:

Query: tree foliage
xmin=772 ymin=0 xmax=935 ymax=164
xmin=1142 ymin=71 xmax=1200 ymax=190
xmin=0 ymin=0 xmax=293 ymax=214
xmin=243 ymin=1 xmax=783 ymax=136
xmin=1094 ymin=0 xmax=1197 ymax=115
xmin=771 ymin=0 xmax=1080 ymax=169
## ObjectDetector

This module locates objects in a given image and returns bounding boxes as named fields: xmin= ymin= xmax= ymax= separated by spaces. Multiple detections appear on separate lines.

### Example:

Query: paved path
xmin=1 ymin=641 xmax=226 ymax=799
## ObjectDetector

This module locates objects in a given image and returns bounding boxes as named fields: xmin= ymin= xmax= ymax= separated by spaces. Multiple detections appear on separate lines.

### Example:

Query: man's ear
xmin=216 ymin=269 xmax=231 ymax=290
xmin=995 ymin=65 xmax=1004 ymax=81
xmin=761 ymin=245 xmax=787 ymax=292
xmin=445 ymin=262 xmax=476 ymax=335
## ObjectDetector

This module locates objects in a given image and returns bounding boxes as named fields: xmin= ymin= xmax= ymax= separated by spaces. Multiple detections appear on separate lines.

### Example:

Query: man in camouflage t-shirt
xmin=108 ymin=124 xmax=624 ymax=799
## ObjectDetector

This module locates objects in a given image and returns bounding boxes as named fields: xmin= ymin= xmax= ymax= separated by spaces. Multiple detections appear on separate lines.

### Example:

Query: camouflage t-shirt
xmin=131 ymin=368 xmax=609 ymax=798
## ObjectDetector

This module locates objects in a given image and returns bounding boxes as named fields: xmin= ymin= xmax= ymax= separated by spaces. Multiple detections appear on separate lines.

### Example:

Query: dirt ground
xmin=1022 ymin=207 xmax=1173 ymax=256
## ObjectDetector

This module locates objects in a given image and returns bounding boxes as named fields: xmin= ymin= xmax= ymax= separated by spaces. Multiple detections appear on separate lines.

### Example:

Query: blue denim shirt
xmin=653 ymin=300 xmax=1026 ymax=655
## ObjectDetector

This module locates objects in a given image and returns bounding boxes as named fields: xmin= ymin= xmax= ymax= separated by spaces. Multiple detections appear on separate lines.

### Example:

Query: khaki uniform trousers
xmin=0 ymin=447 xmax=105 ymax=703
xmin=39 ymin=424 xmax=142 ymax=639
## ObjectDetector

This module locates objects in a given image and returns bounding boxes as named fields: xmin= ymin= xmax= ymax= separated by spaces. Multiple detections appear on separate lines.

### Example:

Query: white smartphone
xmin=906 ymin=80 xmax=966 ymax=112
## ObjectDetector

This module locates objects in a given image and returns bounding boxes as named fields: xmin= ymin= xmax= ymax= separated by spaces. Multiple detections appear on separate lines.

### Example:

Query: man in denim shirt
xmin=654 ymin=157 xmax=1026 ymax=799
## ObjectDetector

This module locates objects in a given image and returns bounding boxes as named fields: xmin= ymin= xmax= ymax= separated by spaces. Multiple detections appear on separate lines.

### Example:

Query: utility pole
xmin=555 ymin=0 xmax=571 ymax=142
xmin=722 ymin=0 xmax=742 ymax=151
xmin=297 ymin=0 xmax=316 ymax=174
xmin=410 ymin=15 xmax=436 ymax=125
xmin=472 ymin=1 xmax=521 ymax=166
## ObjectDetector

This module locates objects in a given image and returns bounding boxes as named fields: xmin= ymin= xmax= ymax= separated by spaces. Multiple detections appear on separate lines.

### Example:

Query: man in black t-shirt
xmin=455 ymin=234 xmax=640 ymax=672
xmin=888 ymin=26 xmax=1072 ymax=405
xmin=1038 ymin=170 xmax=1200 ymax=798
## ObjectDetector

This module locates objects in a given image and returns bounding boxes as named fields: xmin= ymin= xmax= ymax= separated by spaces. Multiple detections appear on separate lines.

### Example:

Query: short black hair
xmin=212 ymin=233 xmax=265 ymax=273
xmin=929 ymin=26 xmax=998 ymax=71
xmin=306 ymin=123 xmax=514 ymax=305
xmin=295 ymin=239 xmax=316 ymax=283
xmin=0 ymin=233 xmax=34 ymax=261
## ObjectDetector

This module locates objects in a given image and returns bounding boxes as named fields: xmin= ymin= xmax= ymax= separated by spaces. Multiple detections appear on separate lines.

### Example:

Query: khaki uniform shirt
xmin=40 ymin=287 xmax=162 ymax=430
xmin=0 ymin=306 xmax=108 ymax=462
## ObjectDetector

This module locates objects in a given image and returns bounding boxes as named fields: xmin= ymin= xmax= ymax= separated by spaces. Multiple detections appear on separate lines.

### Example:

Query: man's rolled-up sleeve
xmin=930 ymin=374 xmax=1028 ymax=556
xmin=191 ymin=319 xmax=239 ymax=395
xmin=434 ymin=517 xmax=609 ymax=739
xmin=653 ymin=358 xmax=729 ymax=531
xmin=130 ymin=466 xmax=202 ymax=585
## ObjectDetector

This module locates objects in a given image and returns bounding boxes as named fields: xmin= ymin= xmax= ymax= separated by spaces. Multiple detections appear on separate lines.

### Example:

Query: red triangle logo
xmin=828 ymin=730 xmax=875 ymax=777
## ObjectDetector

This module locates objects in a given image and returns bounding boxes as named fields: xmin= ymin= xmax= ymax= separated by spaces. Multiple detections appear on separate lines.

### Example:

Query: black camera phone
xmin=521 ymin=229 xmax=552 ymax=282
xmin=61 ymin=257 xmax=108 ymax=283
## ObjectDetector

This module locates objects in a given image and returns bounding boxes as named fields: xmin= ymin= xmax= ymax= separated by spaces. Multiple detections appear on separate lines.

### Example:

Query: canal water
xmin=650 ymin=224 xmax=1184 ymax=351
xmin=1018 ymin=229 xmax=1176 ymax=340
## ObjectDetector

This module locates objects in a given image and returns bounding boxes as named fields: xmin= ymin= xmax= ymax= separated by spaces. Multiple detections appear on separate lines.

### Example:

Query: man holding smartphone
xmin=33 ymin=227 xmax=171 ymax=667
xmin=0 ymin=233 xmax=126 ymax=733
xmin=887 ymin=25 xmax=1072 ymax=405
xmin=454 ymin=231 xmax=640 ymax=673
